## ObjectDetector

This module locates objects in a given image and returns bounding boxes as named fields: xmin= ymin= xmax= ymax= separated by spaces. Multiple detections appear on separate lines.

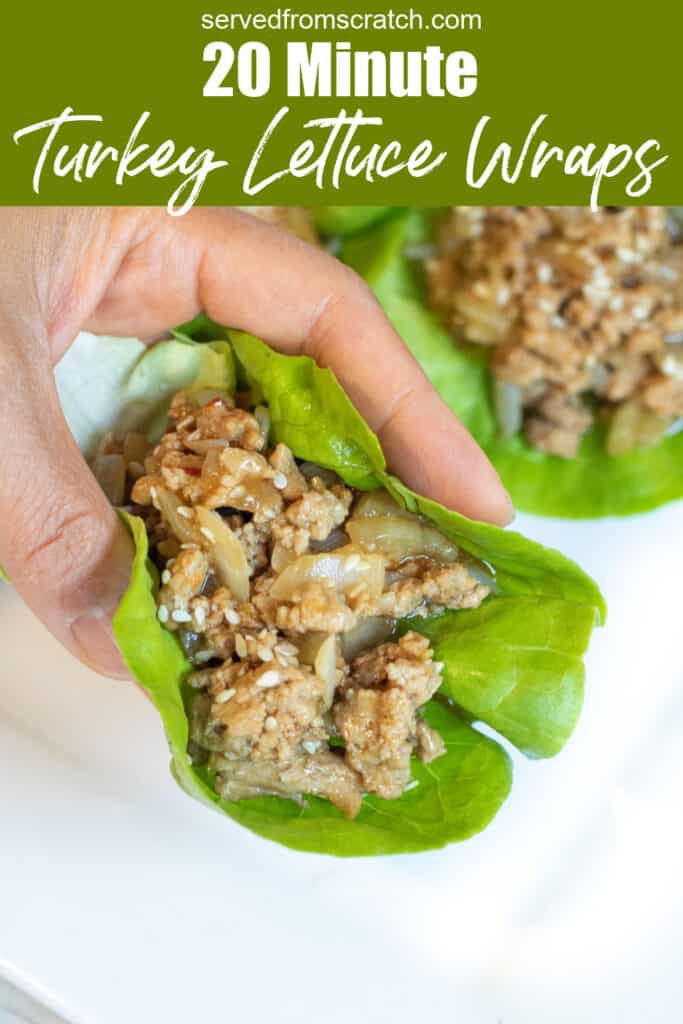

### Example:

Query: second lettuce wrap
xmin=338 ymin=210 xmax=683 ymax=518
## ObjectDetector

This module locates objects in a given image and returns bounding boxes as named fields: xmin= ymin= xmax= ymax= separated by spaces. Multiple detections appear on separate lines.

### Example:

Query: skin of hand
xmin=0 ymin=207 xmax=513 ymax=678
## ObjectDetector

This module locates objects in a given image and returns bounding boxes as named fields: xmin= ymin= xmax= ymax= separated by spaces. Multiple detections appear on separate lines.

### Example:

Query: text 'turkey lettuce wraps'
xmin=57 ymin=329 xmax=604 ymax=856
xmin=339 ymin=208 xmax=683 ymax=518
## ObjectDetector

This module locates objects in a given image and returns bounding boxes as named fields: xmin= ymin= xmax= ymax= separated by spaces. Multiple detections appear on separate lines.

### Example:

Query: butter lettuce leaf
xmin=312 ymin=206 xmax=397 ymax=238
xmin=341 ymin=210 xmax=683 ymax=518
xmin=115 ymin=499 xmax=513 ymax=856
xmin=61 ymin=331 xmax=603 ymax=855
xmin=403 ymin=597 xmax=594 ymax=758
xmin=56 ymin=332 xmax=235 ymax=457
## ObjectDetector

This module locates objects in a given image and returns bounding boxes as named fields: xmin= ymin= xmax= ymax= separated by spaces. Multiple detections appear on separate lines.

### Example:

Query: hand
xmin=0 ymin=207 xmax=512 ymax=678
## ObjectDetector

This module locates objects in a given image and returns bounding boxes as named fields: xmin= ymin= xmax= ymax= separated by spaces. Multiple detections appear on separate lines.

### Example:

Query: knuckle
xmin=306 ymin=274 xmax=378 ymax=362
xmin=376 ymin=379 xmax=433 ymax=440
xmin=13 ymin=501 xmax=112 ymax=597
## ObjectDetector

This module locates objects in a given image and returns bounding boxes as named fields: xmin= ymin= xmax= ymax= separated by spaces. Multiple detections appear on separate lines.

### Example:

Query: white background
xmin=1 ymin=504 xmax=682 ymax=1024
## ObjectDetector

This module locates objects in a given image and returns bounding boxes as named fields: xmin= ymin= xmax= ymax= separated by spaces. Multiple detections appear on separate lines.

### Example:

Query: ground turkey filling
xmin=104 ymin=390 xmax=490 ymax=818
xmin=427 ymin=207 xmax=683 ymax=458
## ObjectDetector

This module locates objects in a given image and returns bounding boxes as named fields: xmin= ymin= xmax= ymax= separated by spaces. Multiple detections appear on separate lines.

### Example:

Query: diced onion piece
xmin=606 ymin=400 xmax=670 ymax=456
xmin=155 ymin=487 xmax=203 ymax=546
xmin=123 ymin=431 xmax=149 ymax=464
xmin=253 ymin=405 xmax=271 ymax=440
xmin=346 ymin=516 xmax=459 ymax=564
xmin=494 ymin=380 xmax=523 ymax=438
xmin=341 ymin=617 xmax=393 ymax=661
xmin=269 ymin=545 xmax=385 ymax=601
xmin=195 ymin=507 xmax=250 ymax=602
xmin=93 ymin=453 xmax=126 ymax=506
xmin=220 ymin=449 xmax=269 ymax=476
xmin=315 ymin=635 xmax=339 ymax=708
xmin=185 ymin=438 xmax=231 ymax=454
xmin=271 ymin=542 xmax=298 ymax=574
xmin=353 ymin=489 xmax=417 ymax=520
xmin=295 ymin=633 xmax=339 ymax=708
xmin=295 ymin=631 xmax=326 ymax=667
xmin=461 ymin=554 xmax=496 ymax=591
xmin=298 ymin=462 xmax=339 ymax=487
xmin=309 ymin=527 xmax=348 ymax=553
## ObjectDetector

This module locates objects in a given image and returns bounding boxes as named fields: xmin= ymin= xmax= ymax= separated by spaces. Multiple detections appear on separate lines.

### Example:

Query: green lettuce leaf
xmin=341 ymin=210 xmax=683 ymax=518
xmin=312 ymin=206 xmax=398 ymax=238
xmin=115 ymin=522 xmax=514 ymax=855
xmin=55 ymin=331 xmax=235 ymax=456
xmin=403 ymin=597 xmax=593 ymax=758
xmin=62 ymin=331 xmax=602 ymax=855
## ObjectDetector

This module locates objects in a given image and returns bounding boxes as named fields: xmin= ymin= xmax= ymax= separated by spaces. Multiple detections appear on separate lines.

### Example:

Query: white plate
xmin=1 ymin=505 xmax=682 ymax=1024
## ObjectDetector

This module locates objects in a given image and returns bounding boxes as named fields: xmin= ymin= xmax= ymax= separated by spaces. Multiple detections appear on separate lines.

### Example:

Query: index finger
xmin=102 ymin=207 xmax=513 ymax=525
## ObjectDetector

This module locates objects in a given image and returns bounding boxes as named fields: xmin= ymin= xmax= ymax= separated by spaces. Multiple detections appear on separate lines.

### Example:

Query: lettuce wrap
xmin=57 ymin=329 xmax=604 ymax=856
xmin=335 ymin=209 xmax=683 ymax=518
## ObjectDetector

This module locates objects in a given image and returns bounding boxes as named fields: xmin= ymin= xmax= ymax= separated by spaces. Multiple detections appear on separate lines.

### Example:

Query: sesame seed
xmin=215 ymin=688 xmax=235 ymax=703
xmin=264 ymin=716 xmax=278 ymax=731
xmin=180 ymin=543 xmax=198 ymax=550
xmin=344 ymin=553 xmax=361 ymax=571
xmin=194 ymin=650 xmax=214 ymax=664
xmin=632 ymin=303 xmax=648 ymax=321
xmin=404 ymin=780 xmax=419 ymax=792
xmin=177 ymin=506 xmax=193 ymax=519
xmin=231 ymin=485 xmax=246 ymax=498
xmin=257 ymin=645 xmax=273 ymax=662
xmin=537 ymin=263 xmax=552 ymax=283
xmin=617 ymin=247 xmax=640 ymax=264
xmin=235 ymin=634 xmax=248 ymax=658
xmin=200 ymin=527 xmax=215 ymax=544
xmin=225 ymin=608 xmax=240 ymax=626
xmin=663 ymin=355 xmax=683 ymax=379
xmin=161 ymin=569 xmax=171 ymax=584
xmin=302 ymin=739 xmax=321 ymax=754
xmin=275 ymin=642 xmax=297 ymax=657
xmin=609 ymin=295 xmax=624 ymax=311
xmin=433 ymin=661 xmax=445 ymax=673
xmin=172 ymin=609 xmax=192 ymax=623
xmin=273 ymin=471 xmax=288 ymax=490
xmin=194 ymin=606 xmax=206 ymax=627
xmin=256 ymin=669 xmax=281 ymax=689
xmin=157 ymin=605 xmax=169 ymax=623
xmin=150 ymin=486 xmax=158 ymax=503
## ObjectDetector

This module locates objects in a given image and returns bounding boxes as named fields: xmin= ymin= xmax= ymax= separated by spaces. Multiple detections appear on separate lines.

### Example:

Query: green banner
xmin=2 ymin=0 xmax=679 ymax=208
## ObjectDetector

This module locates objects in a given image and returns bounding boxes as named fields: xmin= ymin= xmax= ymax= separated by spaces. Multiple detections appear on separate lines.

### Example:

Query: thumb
xmin=0 ymin=326 xmax=133 ymax=678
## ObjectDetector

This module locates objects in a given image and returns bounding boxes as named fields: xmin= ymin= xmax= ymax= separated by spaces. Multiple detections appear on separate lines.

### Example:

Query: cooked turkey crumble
xmin=427 ymin=207 xmax=683 ymax=458
xmin=100 ymin=386 xmax=490 ymax=818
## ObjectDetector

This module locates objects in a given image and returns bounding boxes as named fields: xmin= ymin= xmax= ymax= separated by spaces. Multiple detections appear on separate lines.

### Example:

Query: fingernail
xmin=71 ymin=614 xmax=130 ymax=680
